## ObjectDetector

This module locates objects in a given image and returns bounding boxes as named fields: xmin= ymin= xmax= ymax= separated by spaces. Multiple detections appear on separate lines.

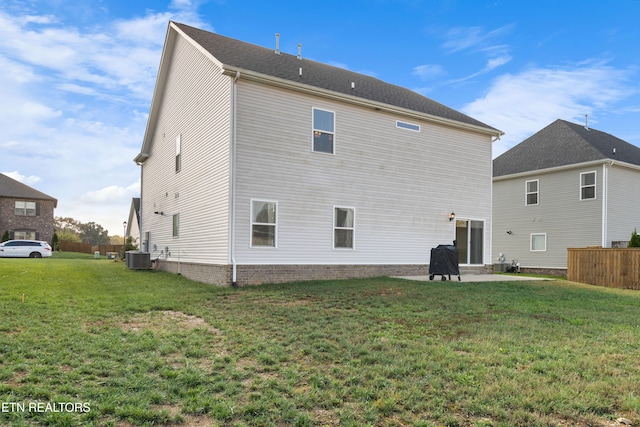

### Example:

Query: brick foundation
xmin=152 ymin=260 xmax=492 ymax=286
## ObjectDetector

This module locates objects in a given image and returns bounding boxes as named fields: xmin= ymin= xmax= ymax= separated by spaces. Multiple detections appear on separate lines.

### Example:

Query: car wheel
xmin=30 ymin=252 xmax=42 ymax=258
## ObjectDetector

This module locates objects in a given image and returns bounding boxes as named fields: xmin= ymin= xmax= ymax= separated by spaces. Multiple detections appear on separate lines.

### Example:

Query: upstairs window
xmin=172 ymin=214 xmax=179 ymax=237
xmin=312 ymin=108 xmax=335 ymax=154
xmin=334 ymin=207 xmax=355 ymax=249
xmin=175 ymin=135 xmax=182 ymax=173
xmin=251 ymin=200 xmax=277 ymax=247
xmin=525 ymin=179 xmax=539 ymax=206
xmin=580 ymin=171 xmax=596 ymax=200
xmin=15 ymin=201 xmax=36 ymax=216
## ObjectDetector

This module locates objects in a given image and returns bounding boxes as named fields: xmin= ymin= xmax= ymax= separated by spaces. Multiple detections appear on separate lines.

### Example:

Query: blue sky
xmin=2 ymin=0 xmax=640 ymax=236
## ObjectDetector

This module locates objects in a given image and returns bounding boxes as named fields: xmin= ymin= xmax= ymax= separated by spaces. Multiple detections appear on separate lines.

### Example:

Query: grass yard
xmin=1 ymin=254 xmax=640 ymax=427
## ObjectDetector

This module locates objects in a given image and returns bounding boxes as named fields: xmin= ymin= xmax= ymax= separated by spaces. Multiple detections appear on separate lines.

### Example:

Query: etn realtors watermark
xmin=2 ymin=401 xmax=91 ymax=413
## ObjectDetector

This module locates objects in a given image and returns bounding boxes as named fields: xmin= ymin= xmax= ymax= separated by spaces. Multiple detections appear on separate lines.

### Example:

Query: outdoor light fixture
xmin=507 ymin=230 xmax=513 ymax=235
xmin=449 ymin=212 xmax=455 ymax=221
xmin=154 ymin=211 xmax=164 ymax=215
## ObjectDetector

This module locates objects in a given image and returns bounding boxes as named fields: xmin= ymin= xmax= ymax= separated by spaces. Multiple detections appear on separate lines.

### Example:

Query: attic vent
xmin=275 ymin=33 xmax=280 ymax=55
xmin=351 ymin=81 xmax=355 ymax=89
xmin=297 ymin=43 xmax=302 ymax=60
xmin=299 ymin=67 xmax=302 ymax=77
xmin=613 ymin=148 xmax=616 ymax=155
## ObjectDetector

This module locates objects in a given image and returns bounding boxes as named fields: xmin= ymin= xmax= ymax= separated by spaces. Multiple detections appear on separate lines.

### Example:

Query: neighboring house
xmin=0 ymin=173 xmax=57 ymax=243
xmin=493 ymin=119 xmax=640 ymax=273
xmin=134 ymin=22 xmax=502 ymax=286
xmin=125 ymin=197 xmax=141 ymax=245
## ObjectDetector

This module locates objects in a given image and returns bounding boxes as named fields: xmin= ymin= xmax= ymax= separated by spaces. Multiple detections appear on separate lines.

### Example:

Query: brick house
xmin=0 ymin=173 xmax=57 ymax=243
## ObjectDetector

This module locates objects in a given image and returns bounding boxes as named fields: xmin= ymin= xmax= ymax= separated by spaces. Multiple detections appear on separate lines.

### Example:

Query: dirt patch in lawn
xmin=120 ymin=310 xmax=221 ymax=334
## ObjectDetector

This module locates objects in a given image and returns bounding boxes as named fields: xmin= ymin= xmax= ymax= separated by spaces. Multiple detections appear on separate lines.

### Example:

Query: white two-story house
xmin=134 ymin=22 xmax=502 ymax=286
xmin=493 ymin=119 xmax=640 ymax=274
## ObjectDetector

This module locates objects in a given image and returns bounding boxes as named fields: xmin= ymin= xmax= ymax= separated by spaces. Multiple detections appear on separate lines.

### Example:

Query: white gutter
xmin=221 ymin=67 xmax=503 ymax=139
xmin=230 ymin=70 xmax=240 ymax=287
xmin=492 ymin=158 xmax=640 ymax=181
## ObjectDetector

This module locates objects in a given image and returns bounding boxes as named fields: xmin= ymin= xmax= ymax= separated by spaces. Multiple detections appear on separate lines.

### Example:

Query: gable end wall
xmin=140 ymin=34 xmax=232 ymax=264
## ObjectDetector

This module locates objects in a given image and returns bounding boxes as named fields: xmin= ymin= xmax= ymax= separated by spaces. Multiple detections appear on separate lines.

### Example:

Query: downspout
xmin=136 ymin=158 xmax=145 ymax=252
xmin=230 ymin=71 xmax=240 ymax=287
xmin=601 ymin=161 xmax=613 ymax=248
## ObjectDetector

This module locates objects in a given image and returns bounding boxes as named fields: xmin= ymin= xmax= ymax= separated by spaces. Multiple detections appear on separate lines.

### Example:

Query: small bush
xmin=628 ymin=228 xmax=640 ymax=248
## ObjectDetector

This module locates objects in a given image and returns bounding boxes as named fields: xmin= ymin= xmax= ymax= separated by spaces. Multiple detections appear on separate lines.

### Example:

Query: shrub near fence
xmin=567 ymin=247 xmax=640 ymax=290
xmin=58 ymin=241 xmax=123 ymax=256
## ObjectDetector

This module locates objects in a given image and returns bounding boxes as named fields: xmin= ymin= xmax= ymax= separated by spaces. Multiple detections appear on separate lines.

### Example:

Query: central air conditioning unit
xmin=126 ymin=251 xmax=151 ymax=270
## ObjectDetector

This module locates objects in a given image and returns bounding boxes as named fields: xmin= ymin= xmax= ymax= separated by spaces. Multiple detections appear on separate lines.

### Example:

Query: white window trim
xmin=580 ymin=171 xmax=596 ymax=201
xmin=396 ymin=120 xmax=420 ymax=132
xmin=312 ymin=107 xmax=336 ymax=155
xmin=333 ymin=206 xmax=355 ymax=250
xmin=454 ymin=218 xmax=485 ymax=265
xmin=250 ymin=199 xmax=278 ymax=248
xmin=530 ymin=233 xmax=547 ymax=252
xmin=525 ymin=179 xmax=539 ymax=206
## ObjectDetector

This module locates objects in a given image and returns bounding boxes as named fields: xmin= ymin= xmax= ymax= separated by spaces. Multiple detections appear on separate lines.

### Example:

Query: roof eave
xmin=221 ymin=66 xmax=503 ymax=138
xmin=493 ymin=158 xmax=619 ymax=181
xmin=136 ymin=23 xmax=181 ymax=162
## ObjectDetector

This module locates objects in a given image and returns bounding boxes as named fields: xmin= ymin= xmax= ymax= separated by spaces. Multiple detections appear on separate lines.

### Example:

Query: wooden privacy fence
xmin=58 ymin=241 xmax=123 ymax=256
xmin=567 ymin=247 xmax=640 ymax=290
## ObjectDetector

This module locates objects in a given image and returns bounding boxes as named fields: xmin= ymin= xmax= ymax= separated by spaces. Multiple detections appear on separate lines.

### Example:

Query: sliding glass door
xmin=455 ymin=219 xmax=484 ymax=265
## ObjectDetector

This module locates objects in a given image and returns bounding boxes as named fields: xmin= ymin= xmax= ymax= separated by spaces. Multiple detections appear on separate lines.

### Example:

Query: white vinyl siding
xmin=233 ymin=81 xmax=493 ymax=265
xmin=493 ymin=166 xmax=603 ymax=269
xmin=605 ymin=164 xmax=640 ymax=246
xmin=140 ymin=34 xmax=232 ymax=264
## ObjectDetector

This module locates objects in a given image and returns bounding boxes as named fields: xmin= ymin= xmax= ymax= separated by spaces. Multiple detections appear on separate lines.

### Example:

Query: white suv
xmin=0 ymin=240 xmax=52 ymax=258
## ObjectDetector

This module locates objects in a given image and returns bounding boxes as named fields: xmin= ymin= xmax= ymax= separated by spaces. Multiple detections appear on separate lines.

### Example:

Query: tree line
xmin=55 ymin=217 xmax=113 ymax=246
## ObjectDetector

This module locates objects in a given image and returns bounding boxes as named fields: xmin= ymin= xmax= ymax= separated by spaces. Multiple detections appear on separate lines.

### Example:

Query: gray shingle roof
xmin=493 ymin=119 xmax=640 ymax=177
xmin=0 ymin=173 xmax=57 ymax=207
xmin=174 ymin=22 xmax=499 ymax=133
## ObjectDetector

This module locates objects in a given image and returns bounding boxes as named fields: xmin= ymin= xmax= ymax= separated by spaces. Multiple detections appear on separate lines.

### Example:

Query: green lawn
xmin=1 ymin=254 xmax=640 ymax=426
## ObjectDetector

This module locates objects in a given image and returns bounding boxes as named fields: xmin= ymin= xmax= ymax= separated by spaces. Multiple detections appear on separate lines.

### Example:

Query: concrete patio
xmin=394 ymin=274 xmax=549 ymax=282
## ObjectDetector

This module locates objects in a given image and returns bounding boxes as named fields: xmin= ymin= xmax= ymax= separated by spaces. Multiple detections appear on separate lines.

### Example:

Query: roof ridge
xmin=171 ymin=22 xmax=501 ymax=134
xmin=494 ymin=118 xmax=640 ymax=177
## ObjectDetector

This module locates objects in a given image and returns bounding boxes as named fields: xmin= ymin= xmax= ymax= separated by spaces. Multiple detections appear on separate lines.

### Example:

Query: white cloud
xmin=21 ymin=102 xmax=62 ymax=119
xmin=80 ymin=181 xmax=140 ymax=204
xmin=413 ymin=64 xmax=445 ymax=80
xmin=485 ymin=55 xmax=512 ymax=72
xmin=442 ymin=24 xmax=514 ymax=54
xmin=2 ymin=170 xmax=42 ymax=186
xmin=463 ymin=62 xmax=635 ymax=156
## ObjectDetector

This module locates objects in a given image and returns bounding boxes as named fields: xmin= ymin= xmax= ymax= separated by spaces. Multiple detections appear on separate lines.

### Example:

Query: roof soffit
xmin=136 ymin=21 xmax=504 ymax=164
